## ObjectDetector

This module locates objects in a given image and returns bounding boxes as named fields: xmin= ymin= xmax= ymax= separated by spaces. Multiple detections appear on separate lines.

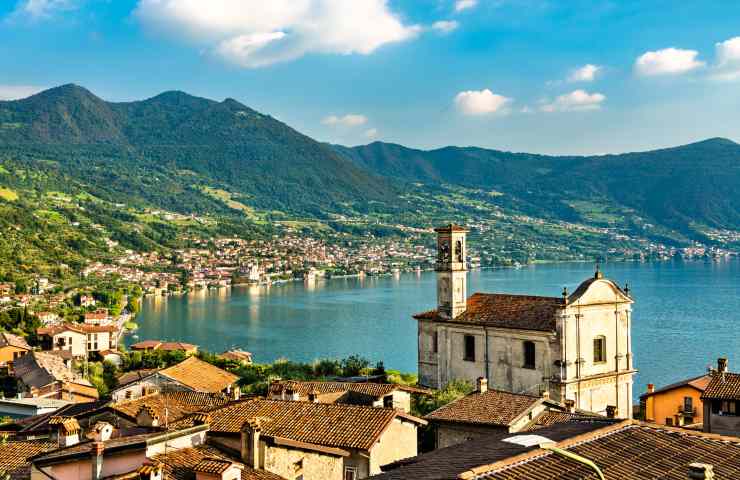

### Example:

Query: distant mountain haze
xmin=1 ymin=84 xmax=739 ymax=237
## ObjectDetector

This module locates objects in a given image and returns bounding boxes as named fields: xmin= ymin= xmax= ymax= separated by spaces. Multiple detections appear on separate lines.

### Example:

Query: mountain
xmin=337 ymin=138 xmax=740 ymax=234
xmin=0 ymin=84 xmax=393 ymax=216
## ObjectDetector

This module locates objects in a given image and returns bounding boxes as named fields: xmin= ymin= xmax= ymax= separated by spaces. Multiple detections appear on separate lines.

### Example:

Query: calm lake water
xmin=132 ymin=260 xmax=740 ymax=399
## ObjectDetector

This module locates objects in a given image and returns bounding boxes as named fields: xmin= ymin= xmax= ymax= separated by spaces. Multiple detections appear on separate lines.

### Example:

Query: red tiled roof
xmin=414 ymin=293 xmax=563 ymax=332
xmin=0 ymin=440 xmax=55 ymax=480
xmin=701 ymin=371 xmax=740 ymax=401
xmin=153 ymin=445 xmax=285 ymax=480
xmin=111 ymin=391 xmax=230 ymax=424
xmin=160 ymin=356 xmax=239 ymax=392
xmin=641 ymin=374 xmax=711 ymax=399
xmin=268 ymin=380 xmax=429 ymax=399
xmin=37 ymin=323 xmax=118 ymax=336
xmin=0 ymin=333 xmax=30 ymax=350
xmin=425 ymin=389 xmax=541 ymax=427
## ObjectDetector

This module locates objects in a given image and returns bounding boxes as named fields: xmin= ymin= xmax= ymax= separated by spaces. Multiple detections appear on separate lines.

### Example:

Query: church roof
xmin=434 ymin=224 xmax=468 ymax=233
xmin=414 ymin=293 xmax=564 ymax=332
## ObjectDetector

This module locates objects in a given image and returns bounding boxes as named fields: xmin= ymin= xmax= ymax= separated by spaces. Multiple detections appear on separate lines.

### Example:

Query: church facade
xmin=415 ymin=224 xmax=636 ymax=418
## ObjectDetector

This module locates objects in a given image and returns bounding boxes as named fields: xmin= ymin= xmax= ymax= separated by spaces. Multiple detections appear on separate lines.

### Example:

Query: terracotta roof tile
xmin=269 ymin=380 xmax=428 ymax=400
xmin=425 ymin=389 xmax=541 ymax=427
xmin=178 ymin=399 xmax=424 ymax=451
xmin=702 ymin=371 xmax=740 ymax=400
xmin=0 ymin=440 xmax=55 ymax=480
xmin=0 ymin=333 xmax=30 ymax=350
xmin=641 ymin=374 xmax=711 ymax=399
xmin=160 ymin=357 xmax=239 ymax=393
xmin=115 ymin=368 xmax=159 ymax=388
xmin=111 ymin=391 xmax=230 ymax=424
xmin=153 ymin=445 xmax=285 ymax=480
xmin=474 ymin=423 xmax=740 ymax=479
xmin=414 ymin=293 xmax=563 ymax=332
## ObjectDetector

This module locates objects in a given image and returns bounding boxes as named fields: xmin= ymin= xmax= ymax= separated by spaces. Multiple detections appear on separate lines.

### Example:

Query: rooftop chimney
xmin=564 ymin=399 xmax=576 ymax=414
xmin=541 ymin=390 xmax=550 ymax=401
xmin=241 ymin=419 xmax=261 ymax=468
xmin=50 ymin=417 xmax=81 ymax=448
xmin=718 ymin=358 xmax=728 ymax=374
xmin=606 ymin=405 xmax=618 ymax=419
xmin=136 ymin=404 xmax=160 ymax=428
xmin=137 ymin=462 xmax=163 ymax=480
xmin=91 ymin=422 xmax=113 ymax=442
xmin=92 ymin=441 xmax=105 ymax=480
xmin=307 ymin=389 xmax=320 ymax=403
xmin=477 ymin=377 xmax=488 ymax=394
xmin=688 ymin=463 xmax=715 ymax=479
xmin=647 ymin=384 xmax=655 ymax=394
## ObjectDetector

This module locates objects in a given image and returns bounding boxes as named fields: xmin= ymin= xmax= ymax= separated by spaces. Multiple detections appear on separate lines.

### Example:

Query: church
xmin=414 ymin=224 xmax=636 ymax=418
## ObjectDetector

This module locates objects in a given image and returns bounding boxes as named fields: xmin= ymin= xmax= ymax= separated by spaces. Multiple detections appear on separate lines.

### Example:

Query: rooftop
xmin=152 ymin=444 xmax=285 ymax=480
xmin=425 ymin=389 xmax=542 ymax=427
xmin=0 ymin=332 xmax=31 ymax=350
xmin=702 ymin=371 xmax=740 ymax=400
xmin=160 ymin=356 xmax=239 ymax=392
xmin=641 ymin=373 xmax=712 ymax=399
xmin=111 ymin=391 xmax=231 ymax=424
xmin=0 ymin=439 xmax=55 ymax=480
xmin=269 ymin=380 xmax=429 ymax=399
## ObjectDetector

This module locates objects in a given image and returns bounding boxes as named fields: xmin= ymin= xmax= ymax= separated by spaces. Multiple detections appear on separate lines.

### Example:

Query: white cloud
xmin=9 ymin=0 xmax=76 ymax=20
xmin=0 ymin=85 xmax=44 ymax=100
xmin=364 ymin=128 xmax=379 ymax=139
xmin=135 ymin=0 xmax=421 ymax=68
xmin=454 ymin=0 xmax=477 ymax=12
xmin=568 ymin=64 xmax=601 ymax=82
xmin=634 ymin=48 xmax=705 ymax=76
xmin=454 ymin=89 xmax=512 ymax=116
xmin=541 ymin=89 xmax=605 ymax=112
xmin=711 ymin=37 xmax=740 ymax=81
xmin=432 ymin=20 xmax=459 ymax=34
xmin=322 ymin=114 xmax=368 ymax=127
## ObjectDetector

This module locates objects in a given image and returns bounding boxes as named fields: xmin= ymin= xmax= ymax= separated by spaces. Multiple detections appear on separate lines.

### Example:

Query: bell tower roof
xmin=434 ymin=224 xmax=468 ymax=233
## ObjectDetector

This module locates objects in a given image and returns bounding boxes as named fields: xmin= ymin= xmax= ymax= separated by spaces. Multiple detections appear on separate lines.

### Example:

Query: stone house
xmin=267 ymin=380 xmax=429 ymax=414
xmin=701 ymin=358 xmax=740 ymax=436
xmin=415 ymin=224 xmax=636 ymax=418
xmin=110 ymin=356 xmax=240 ymax=402
xmin=186 ymin=399 xmax=426 ymax=480
xmin=13 ymin=351 xmax=99 ymax=403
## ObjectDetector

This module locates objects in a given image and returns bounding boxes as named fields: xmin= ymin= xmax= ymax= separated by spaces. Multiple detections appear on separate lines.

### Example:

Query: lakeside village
xmin=0 ymin=225 xmax=737 ymax=478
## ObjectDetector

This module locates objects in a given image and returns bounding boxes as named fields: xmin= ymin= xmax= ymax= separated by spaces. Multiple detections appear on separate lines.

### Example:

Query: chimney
xmin=285 ymin=388 xmax=299 ymax=401
xmin=476 ymin=377 xmax=488 ymax=394
xmin=307 ymin=389 xmax=320 ymax=403
xmin=91 ymin=422 xmax=113 ymax=442
xmin=718 ymin=358 xmax=728 ymax=373
xmin=137 ymin=462 xmax=163 ymax=480
xmin=564 ymin=399 xmax=576 ymax=413
xmin=91 ymin=441 xmax=105 ymax=480
xmin=688 ymin=463 xmax=715 ymax=479
xmin=647 ymin=384 xmax=655 ymax=394
xmin=541 ymin=390 xmax=550 ymax=401
xmin=606 ymin=405 xmax=618 ymax=419
xmin=241 ymin=419 xmax=261 ymax=468
xmin=50 ymin=417 xmax=81 ymax=447
xmin=136 ymin=404 xmax=160 ymax=428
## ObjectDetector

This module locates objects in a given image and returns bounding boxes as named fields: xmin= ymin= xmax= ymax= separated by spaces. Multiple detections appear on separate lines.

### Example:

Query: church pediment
xmin=567 ymin=276 xmax=632 ymax=306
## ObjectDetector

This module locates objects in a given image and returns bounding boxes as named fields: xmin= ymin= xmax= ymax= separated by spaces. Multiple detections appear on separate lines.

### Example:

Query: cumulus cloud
xmin=322 ymin=114 xmax=368 ymax=127
xmin=634 ymin=48 xmax=705 ymax=76
xmin=432 ymin=20 xmax=459 ymax=34
xmin=454 ymin=89 xmax=512 ymax=116
xmin=541 ymin=89 xmax=605 ymax=112
xmin=568 ymin=64 xmax=601 ymax=82
xmin=364 ymin=128 xmax=379 ymax=139
xmin=0 ymin=85 xmax=44 ymax=100
xmin=454 ymin=0 xmax=477 ymax=12
xmin=134 ymin=0 xmax=421 ymax=68
xmin=711 ymin=37 xmax=740 ymax=81
xmin=8 ymin=0 xmax=76 ymax=20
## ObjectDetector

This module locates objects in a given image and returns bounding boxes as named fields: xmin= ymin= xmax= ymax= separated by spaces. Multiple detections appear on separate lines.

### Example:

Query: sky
xmin=1 ymin=0 xmax=740 ymax=155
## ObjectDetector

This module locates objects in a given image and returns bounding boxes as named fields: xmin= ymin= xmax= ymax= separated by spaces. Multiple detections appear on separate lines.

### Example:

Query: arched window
xmin=593 ymin=336 xmax=607 ymax=363
xmin=523 ymin=341 xmax=536 ymax=369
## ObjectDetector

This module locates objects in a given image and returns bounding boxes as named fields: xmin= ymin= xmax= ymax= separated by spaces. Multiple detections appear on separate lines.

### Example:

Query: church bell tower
xmin=435 ymin=224 xmax=468 ymax=319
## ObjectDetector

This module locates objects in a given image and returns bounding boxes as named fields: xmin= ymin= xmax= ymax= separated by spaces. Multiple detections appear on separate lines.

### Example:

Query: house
xmin=0 ymin=397 xmax=71 ymax=419
xmin=108 ymin=391 xmax=232 ymax=427
xmin=174 ymin=399 xmax=426 ymax=480
xmin=424 ymin=377 xmax=603 ymax=448
xmin=267 ymin=380 xmax=429 ymax=413
xmin=83 ymin=309 xmax=110 ymax=326
xmin=37 ymin=323 xmax=120 ymax=359
xmin=35 ymin=311 xmax=60 ymax=325
xmin=130 ymin=340 xmax=199 ymax=355
xmin=415 ymin=224 xmax=636 ymax=418
xmin=79 ymin=295 xmax=96 ymax=307
xmin=219 ymin=349 xmax=253 ymax=365
xmin=701 ymin=358 xmax=740 ymax=436
xmin=640 ymin=370 xmax=711 ymax=427
xmin=110 ymin=356 xmax=240 ymax=402
xmin=370 ymin=418 xmax=740 ymax=479
xmin=0 ymin=332 xmax=31 ymax=370
xmin=13 ymin=351 xmax=99 ymax=403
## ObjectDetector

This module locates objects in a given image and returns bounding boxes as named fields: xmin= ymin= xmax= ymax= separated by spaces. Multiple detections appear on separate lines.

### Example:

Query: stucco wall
xmin=368 ymin=418 xmax=418 ymax=475
xmin=435 ymin=423 xmax=506 ymax=449
xmin=644 ymin=386 xmax=702 ymax=426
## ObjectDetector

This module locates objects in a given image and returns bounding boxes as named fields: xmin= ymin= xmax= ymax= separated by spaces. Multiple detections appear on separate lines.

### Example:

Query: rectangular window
xmin=684 ymin=396 xmax=693 ymax=413
xmin=593 ymin=336 xmax=606 ymax=363
xmin=344 ymin=467 xmax=357 ymax=480
xmin=432 ymin=331 xmax=438 ymax=354
xmin=463 ymin=335 xmax=475 ymax=362
xmin=523 ymin=341 xmax=536 ymax=369
xmin=666 ymin=417 xmax=673 ymax=426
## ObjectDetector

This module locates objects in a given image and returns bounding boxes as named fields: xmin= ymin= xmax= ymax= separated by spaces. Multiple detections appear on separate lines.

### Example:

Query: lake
xmin=132 ymin=260 xmax=740 ymax=399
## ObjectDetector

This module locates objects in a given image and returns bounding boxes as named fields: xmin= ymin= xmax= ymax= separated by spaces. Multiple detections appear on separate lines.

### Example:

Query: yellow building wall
xmin=645 ymin=386 xmax=702 ymax=426
xmin=0 ymin=346 xmax=28 ymax=367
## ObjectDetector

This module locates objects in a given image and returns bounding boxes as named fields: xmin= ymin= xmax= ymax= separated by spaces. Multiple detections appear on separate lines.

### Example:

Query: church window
xmin=593 ymin=336 xmax=607 ymax=363
xmin=523 ymin=341 xmax=536 ymax=369
xmin=463 ymin=335 xmax=476 ymax=362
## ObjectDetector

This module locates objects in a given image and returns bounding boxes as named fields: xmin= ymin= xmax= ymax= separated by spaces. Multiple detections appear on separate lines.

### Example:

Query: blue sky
xmin=1 ymin=0 xmax=740 ymax=154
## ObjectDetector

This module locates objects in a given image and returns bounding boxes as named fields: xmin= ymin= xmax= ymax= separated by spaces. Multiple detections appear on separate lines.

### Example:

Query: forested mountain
xmin=337 ymin=138 xmax=740 ymax=234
